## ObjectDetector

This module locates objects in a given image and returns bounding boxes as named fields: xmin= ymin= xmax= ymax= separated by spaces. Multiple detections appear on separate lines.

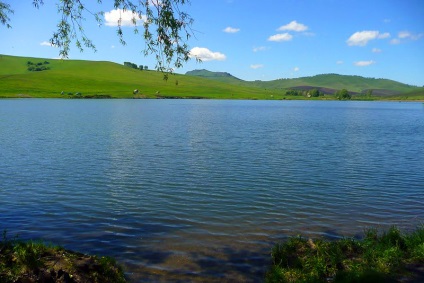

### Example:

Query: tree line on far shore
xmin=285 ymin=88 xmax=354 ymax=100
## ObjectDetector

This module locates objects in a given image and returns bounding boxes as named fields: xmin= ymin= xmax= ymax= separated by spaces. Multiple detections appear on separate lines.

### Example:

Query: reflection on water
xmin=1 ymin=100 xmax=423 ymax=282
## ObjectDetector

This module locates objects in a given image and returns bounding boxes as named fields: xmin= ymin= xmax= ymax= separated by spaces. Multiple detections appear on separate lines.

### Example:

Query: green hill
xmin=0 ymin=54 xmax=421 ymax=99
xmin=185 ymin=69 xmax=242 ymax=84
xmin=186 ymin=71 xmax=417 ymax=97
xmin=0 ymin=55 xmax=278 ymax=99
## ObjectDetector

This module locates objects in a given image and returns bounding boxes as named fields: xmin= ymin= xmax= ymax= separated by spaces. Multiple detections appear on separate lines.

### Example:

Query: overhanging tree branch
xmin=1 ymin=0 xmax=200 ymax=78
xmin=0 ymin=1 xmax=13 ymax=28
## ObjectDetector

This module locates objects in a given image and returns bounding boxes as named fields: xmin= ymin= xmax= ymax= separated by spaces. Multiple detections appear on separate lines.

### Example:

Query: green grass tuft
xmin=266 ymin=226 xmax=424 ymax=283
xmin=0 ymin=230 xmax=127 ymax=283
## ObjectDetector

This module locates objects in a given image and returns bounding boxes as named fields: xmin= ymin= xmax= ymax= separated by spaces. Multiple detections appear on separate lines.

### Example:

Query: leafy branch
xmin=1 ymin=0 xmax=200 ymax=78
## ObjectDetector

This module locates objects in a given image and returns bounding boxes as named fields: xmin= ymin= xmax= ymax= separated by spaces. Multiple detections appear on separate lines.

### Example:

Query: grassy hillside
xmin=259 ymin=74 xmax=417 ymax=95
xmin=0 ymin=55 xmax=280 ymax=99
xmin=187 ymin=70 xmax=418 ymax=97
xmin=185 ymin=69 xmax=242 ymax=84
xmin=1 ymin=55 xmax=421 ymax=99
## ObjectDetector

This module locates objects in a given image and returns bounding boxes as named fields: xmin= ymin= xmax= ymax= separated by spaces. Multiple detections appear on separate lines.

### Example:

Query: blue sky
xmin=1 ymin=0 xmax=423 ymax=86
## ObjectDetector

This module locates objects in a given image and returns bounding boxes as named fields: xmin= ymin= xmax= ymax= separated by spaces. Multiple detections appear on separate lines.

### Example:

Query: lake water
xmin=1 ymin=99 xmax=423 ymax=282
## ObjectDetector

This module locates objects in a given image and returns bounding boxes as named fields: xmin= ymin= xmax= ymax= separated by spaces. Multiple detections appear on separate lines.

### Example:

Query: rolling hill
xmin=0 ymin=55 xmax=278 ymax=99
xmin=186 ymin=70 xmax=418 ymax=97
xmin=0 ymin=54 xmax=422 ymax=99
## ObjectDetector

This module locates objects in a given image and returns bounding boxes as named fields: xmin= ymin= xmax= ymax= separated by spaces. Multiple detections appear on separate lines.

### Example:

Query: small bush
xmin=26 ymin=61 xmax=50 ymax=72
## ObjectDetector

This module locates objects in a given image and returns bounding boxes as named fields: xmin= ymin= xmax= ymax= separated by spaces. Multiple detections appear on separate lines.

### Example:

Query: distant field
xmin=1 ymin=54 xmax=422 ymax=100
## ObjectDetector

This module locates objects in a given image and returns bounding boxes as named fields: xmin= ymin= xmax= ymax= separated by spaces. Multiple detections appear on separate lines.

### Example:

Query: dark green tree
xmin=309 ymin=88 xmax=320 ymax=97
xmin=285 ymin=89 xmax=302 ymax=96
xmin=124 ymin=61 xmax=138 ymax=69
xmin=0 ymin=0 xmax=198 ymax=76
xmin=335 ymin=89 xmax=351 ymax=100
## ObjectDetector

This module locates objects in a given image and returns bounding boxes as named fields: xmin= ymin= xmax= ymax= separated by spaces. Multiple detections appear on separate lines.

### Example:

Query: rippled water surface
xmin=1 ymin=99 xmax=423 ymax=282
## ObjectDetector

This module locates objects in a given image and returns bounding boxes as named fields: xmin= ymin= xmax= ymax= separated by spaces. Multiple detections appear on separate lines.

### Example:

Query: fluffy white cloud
xmin=336 ymin=60 xmax=344 ymax=65
xmin=104 ymin=9 xmax=145 ymax=27
xmin=278 ymin=21 xmax=308 ymax=32
xmin=347 ymin=31 xmax=379 ymax=46
xmin=189 ymin=47 xmax=226 ymax=61
xmin=346 ymin=31 xmax=390 ymax=46
xmin=293 ymin=67 xmax=300 ymax=72
xmin=223 ymin=27 xmax=240 ymax=33
xmin=250 ymin=64 xmax=264 ymax=69
xmin=268 ymin=33 xmax=293 ymax=42
xmin=40 ymin=41 xmax=56 ymax=47
xmin=354 ymin=60 xmax=375 ymax=67
xmin=372 ymin=48 xmax=382 ymax=53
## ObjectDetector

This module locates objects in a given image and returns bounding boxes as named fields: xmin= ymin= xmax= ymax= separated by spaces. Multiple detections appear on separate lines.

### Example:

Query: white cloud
xmin=40 ymin=41 xmax=56 ymax=47
xmin=268 ymin=33 xmax=293 ymax=42
xmin=223 ymin=27 xmax=240 ymax=33
xmin=390 ymin=38 xmax=401 ymax=45
xmin=253 ymin=46 xmax=268 ymax=52
xmin=347 ymin=30 xmax=379 ymax=46
xmin=398 ymin=31 xmax=411 ymax=39
xmin=346 ymin=31 xmax=390 ymax=46
xmin=104 ymin=9 xmax=145 ymax=27
xmin=293 ymin=67 xmax=300 ymax=72
xmin=147 ymin=0 xmax=162 ymax=6
xmin=336 ymin=60 xmax=344 ymax=65
xmin=354 ymin=60 xmax=375 ymax=67
xmin=378 ymin=32 xmax=390 ymax=39
xmin=278 ymin=21 xmax=308 ymax=32
xmin=389 ymin=31 xmax=423 ymax=44
xmin=372 ymin=48 xmax=382 ymax=53
xmin=189 ymin=47 xmax=226 ymax=61
xmin=250 ymin=64 xmax=264 ymax=69
xmin=398 ymin=31 xmax=423 ymax=40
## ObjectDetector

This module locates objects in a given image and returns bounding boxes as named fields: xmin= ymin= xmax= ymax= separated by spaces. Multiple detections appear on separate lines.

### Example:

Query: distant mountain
xmin=185 ymin=69 xmax=242 ymax=82
xmin=186 ymin=71 xmax=417 ymax=96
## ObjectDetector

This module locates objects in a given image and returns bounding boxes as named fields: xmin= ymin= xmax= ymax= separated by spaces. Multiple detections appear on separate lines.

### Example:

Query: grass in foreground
xmin=266 ymin=226 xmax=424 ymax=283
xmin=0 ymin=231 xmax=126 ymax=283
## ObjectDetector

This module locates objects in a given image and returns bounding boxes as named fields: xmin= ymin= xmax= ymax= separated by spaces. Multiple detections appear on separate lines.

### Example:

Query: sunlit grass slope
xmin=0 ymin=55 xmax=281 ymax=99
xmin=384 ymin=87 xmax=424 ymax=101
